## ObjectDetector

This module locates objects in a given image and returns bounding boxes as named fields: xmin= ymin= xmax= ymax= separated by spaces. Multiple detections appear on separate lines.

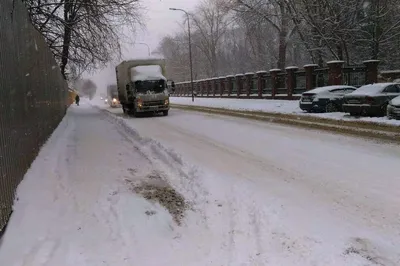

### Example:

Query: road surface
xmin=0 ymin=102 xmax=399 ymax=265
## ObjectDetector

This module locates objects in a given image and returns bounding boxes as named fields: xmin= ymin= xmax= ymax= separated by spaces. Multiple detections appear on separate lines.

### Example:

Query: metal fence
xmin=0 ymin=0 xmax=68 ymax=232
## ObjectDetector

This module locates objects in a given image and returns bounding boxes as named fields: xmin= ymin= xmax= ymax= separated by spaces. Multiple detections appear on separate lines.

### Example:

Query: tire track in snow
xmin=101 ymin=109 xmax=211 ymax=225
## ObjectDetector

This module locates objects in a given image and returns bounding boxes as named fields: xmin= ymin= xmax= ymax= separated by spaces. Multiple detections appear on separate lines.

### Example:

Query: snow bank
xmin=170 ymin=97 xmax=400 ymax=126
xmin=131 ymin=65 xmax=166 ymax=82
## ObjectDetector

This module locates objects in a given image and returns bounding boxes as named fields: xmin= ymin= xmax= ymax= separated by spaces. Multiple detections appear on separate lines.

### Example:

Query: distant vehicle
xmin=299 ymin=85 xmax=357 ymax=113
xmin=387 ymin=95 xmax=400 ymax=119
xmin=115 ymin=58 xmax=175 ymax=117
xmin=342 ymin=83 xmax=400 ymax=116
xmin=107 ymin=84 xmax=120 ymax=108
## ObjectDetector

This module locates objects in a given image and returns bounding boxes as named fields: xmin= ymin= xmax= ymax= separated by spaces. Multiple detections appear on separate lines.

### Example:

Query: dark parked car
xmin=387 ymin=95 xmax=400 ymax=119
xmin=299 ymin=85 xmax=357 ymax=113
xmin=342 ymin=83 xmax=400 ymax=116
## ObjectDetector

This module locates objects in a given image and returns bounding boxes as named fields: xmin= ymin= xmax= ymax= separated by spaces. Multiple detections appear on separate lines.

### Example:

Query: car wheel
xmin=325 ymin=102 xmax=338 ymax=113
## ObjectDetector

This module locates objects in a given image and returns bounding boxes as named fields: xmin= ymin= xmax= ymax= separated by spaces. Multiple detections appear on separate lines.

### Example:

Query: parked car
xmin=342 ymin=83 xmax=400 ymax=116
xmin=387 ymin=95 xmax=400 ymax=119
xmin=299 ymin=85 xmax=357 ymax=113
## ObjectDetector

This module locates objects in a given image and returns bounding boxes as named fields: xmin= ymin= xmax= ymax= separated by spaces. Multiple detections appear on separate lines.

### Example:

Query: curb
xmin=171 ymin=104 xmax=400 ymax=143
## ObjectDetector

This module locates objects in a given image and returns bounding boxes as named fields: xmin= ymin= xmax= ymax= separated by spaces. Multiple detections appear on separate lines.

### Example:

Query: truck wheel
xmin=163 ymin=110 xmax=169 ymax=116
xmin=133 ymin=109 xmax=141 ymax=117
xmin=122 ymin=105 xmax=126 ymax=114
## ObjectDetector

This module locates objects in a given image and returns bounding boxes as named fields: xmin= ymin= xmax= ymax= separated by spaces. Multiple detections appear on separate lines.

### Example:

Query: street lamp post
xmin=136 ymin=42 xmax=151 ymax=56
xmin=169 ymin=7 xmax=195 ymax=102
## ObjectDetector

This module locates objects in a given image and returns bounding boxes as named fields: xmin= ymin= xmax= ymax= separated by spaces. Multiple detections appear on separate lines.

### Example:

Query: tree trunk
xmin=60 ymin=1 xmax=74 ymax=80
xmin=277 ymin=4 xmax=288 ymax=69
xmin=336 ymin=44 xmax=343 ymax=61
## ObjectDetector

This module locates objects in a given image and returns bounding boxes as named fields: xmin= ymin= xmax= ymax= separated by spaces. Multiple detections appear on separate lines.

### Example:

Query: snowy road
xmin=1 ymin=102 xmax=400 ymax=265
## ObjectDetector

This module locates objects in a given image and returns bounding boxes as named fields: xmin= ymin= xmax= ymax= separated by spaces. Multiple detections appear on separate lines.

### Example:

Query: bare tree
xmin=158 ymin=0 xmax=400 ymax=80
xmin=23 ymin=0 xmax=142 ymax=79
xmin=74 ymin=78 xmax=97 ymax=99
xmin=190 ymin=0 xmax=233 ymax=77
xmin=357 ymin=0 xmax=400 ymax=65
xmin=227 ymin=0 xmax=297 ymax=69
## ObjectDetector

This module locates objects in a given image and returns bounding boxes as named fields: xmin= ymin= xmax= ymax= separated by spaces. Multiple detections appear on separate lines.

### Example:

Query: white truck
xmin=115 ymin=59 xmax=175 ymax=116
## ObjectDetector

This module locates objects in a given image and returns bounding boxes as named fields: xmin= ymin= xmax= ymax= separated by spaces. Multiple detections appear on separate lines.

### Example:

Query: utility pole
xmin=169 ymin=8 xmax=195 ymax=102
xmin=136 ymin=42 xmax=151 ymax=56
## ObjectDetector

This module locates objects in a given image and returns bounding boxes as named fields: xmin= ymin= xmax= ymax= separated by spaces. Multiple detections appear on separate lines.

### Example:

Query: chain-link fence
xmin=0 ymin=0 xmax=68 ymax=232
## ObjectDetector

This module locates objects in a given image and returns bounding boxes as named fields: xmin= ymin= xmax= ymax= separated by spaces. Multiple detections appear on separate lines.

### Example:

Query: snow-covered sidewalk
xmin=171 ymin=97 xmax=400 ymax=126
xmin=0 ymin=103 xmax=216 ymax=265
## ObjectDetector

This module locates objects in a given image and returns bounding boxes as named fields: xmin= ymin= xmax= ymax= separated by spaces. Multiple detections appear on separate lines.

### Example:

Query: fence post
xmin=270 ymin=69 xmax=281 ymax=98
xmin=193 ymin=81 xmax=198 ymax=97
xmin=363 ymin=60 xmax=380 ymax=84
xmin=219 ymin=77 xmax=225 ymax=96
xmin=244 ymin=73 xmax=254 ymax=98
xmin=183 ymin=82 xmax=189 ymax=96
xmin=226 ymin=75 xmax=234 ymax=96
xmin=285 ymin=66 xmax=298 ymax=98
xmin=327 ymin=60 xmax=344 ymax=85
xmin=179 ymin=83 xmax=183 ymax=96
xmin=198 ymin=80 xmax=203 ymax=96
xmin=304 ymin=64 xmax=318 ymax=91
xmin=212 ymin=78 xmax=217 ymax=96
xmin=256 ymin=71 xmax=267 ymax=98
xmin=235 ymin=74 xmax=244 ymax=97
xmin=205 ymin=79 xmax=209 ymax=97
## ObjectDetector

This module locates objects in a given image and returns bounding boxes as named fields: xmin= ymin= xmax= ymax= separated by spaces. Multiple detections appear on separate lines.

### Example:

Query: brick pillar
xmin=193 ymin=81 xmax=198 ymax=97
xmin=204 ymin=79 xmax=210 ymax=96
xmin=226 ymin=75 xmax=234 ymax=96
xmin=285 ymin=66 xmax=298 ymax=98
xmin=270 ymin=69 xmax=281 ymax=98
xmin=199 ymin=80 xmax=204 ymax=96
xmin=235 ymin=74 xmax=244 ymax=97
xmin=363 ymin=60 xmax=380 ymax=84
xmin=219 ymin=77 xmax=225 ymax=96
xmin=256 ymin=71 xmax=267 ymax=98
xmin=327 ymin=60 xmax=344 ymax=85
xmin=304 ymin=64 xmax=318 ymax=91
xmin=245 ymin=72 xmax=254 ymax=97
xmin=212 ymin=78 xmax=217 ymax=96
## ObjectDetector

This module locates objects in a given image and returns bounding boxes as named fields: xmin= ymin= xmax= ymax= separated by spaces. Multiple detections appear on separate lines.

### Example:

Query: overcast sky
xmin=87 ymin=0 xmax=200 ymax=92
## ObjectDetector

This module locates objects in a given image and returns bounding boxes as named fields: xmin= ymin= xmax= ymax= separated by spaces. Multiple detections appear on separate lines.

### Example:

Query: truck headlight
xmin=164 ymin=99 xmax=169 ymax=105
xmin=112 ymin=98 xmax=117 ymax=103
xmin=137 ymin=99 xmax=143 ymax=108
